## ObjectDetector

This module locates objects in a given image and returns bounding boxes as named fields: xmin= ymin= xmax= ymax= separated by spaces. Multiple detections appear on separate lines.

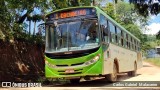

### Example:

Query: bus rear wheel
xmin=106 ymin=63 xmax=117 ymax=82
xmin=70 ymin=78 xmax=80 ymax=84
xmin=128 ymin=63 xmax=137 ymax=77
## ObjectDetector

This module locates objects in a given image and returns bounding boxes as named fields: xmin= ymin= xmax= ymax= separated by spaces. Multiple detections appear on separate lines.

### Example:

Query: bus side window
xmin=134 ymin=39 xmax=136 ymax=51
xmin=100 ymin=14 xmax=109 ymax=43
xmin=133 ymin=39 xmax=135 ymax=50
xmin=131 ymin=37 xmax=133 ymax=50
xmin=126 ymin=34 xmax=129 ymax=48
xmin=121 ymin=30 xmax=124 ymax=46
xmin=115 ymin=27 xmax=118 ymax=43
xmin=123 ymin=32 xmax=127 ymax=48
xmin=128 ymin=36 xmax=131 ymax=49
xmin=109 ymin=22 xmax=115 ymax=43
xmin=116 ymin=27 xmax=121 ymax=45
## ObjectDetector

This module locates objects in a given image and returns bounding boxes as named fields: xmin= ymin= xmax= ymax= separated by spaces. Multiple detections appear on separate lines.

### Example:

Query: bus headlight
xmin=84 ymin=55 xmax=100 ymax=65
xmin=45 ymin=61 xmax=57 ymax=68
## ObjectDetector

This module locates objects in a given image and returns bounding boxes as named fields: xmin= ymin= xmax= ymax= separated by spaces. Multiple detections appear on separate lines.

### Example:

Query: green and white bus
xmin=44 ymin=6 xmax=142 ymax=83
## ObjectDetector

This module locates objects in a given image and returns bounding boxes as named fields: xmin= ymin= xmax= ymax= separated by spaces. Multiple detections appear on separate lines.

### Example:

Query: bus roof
xmin=46 ymin=6 xmax=140 ymax=42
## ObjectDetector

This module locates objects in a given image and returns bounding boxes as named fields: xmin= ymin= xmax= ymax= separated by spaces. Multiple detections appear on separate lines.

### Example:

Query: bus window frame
xmin=108 ymin=21 xmax=116 ymax=43
xmin=98 ymin=13 xmax=141 ymax=52
xmin=121 ymin=30 xmax=124 ymax=47
xmin=99 ymin=14 xmax=110 ymax=44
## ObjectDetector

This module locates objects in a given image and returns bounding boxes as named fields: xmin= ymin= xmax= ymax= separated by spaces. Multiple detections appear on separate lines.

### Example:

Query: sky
xmin=144 ymin=14 xmax=160 ymax=35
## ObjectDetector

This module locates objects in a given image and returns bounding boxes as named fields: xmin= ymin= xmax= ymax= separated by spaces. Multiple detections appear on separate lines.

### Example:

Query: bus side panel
xmin=137 ymin=52 xmax=143 ymax=69
xmin=103 ymin=52 xmax=114 ymax=74
xmin=103 ymin=43 xmax=141 ymax=74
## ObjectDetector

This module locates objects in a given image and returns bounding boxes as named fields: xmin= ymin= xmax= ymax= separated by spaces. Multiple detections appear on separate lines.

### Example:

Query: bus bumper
xmin=45 ymin=60 xmax=102 ymax=79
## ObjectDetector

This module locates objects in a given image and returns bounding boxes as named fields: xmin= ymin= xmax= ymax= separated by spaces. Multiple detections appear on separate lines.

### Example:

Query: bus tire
xmin=70 ymin=78 xmax=80 ymax=84
xmin=106 ymin=63 xmax=117 ymax=82
xmin=128 ymin=62 xmax=137 ymax=77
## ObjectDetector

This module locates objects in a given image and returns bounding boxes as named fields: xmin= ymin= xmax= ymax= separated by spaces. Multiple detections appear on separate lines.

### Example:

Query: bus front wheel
xmin=106 ymin=63 xmax=117 ymax=82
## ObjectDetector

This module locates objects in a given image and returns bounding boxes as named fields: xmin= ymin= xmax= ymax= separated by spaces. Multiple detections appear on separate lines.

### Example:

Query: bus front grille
xmin=59 ymin=72 xmax=82 ymax=75
xmin=56 ymin=64 xmax=68 ymax=67
xmin=58 ymin=69 xmax=83 ymax=75
xmin=56 ymin=62 xmax=84 ymax=67
xmin=71 ymin=62 xmax=84 ymax=66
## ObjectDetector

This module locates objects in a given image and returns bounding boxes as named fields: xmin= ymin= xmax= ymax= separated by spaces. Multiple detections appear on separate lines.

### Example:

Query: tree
xmin=26 ymin=15 xmax=32 ymax=36
xmin=32 ymin=15 xmax=42 ymax=36
xmin=141 ymin=34 xmax=160 ymax=52
xmin=0 ymin=0 xmax=14 ymax=40
xmin=103 ymin=3 xmax=116 ymax=19
xmin=5 ymin=0 xmax=39 ymax=23
xmin=102 ymin=2 xmax=157 ymax=53
xmin=9 ymin=0 xmax=99 ymax=24
xmin=129 ymin=0 xmax=160 ymax=16
xmin=156 ymin=30 xmax=160 ymax=40
xmin=156 ymin=40 xmax=160 ymax=45
xmin=103 ymin=2 xmax=145 ymax=40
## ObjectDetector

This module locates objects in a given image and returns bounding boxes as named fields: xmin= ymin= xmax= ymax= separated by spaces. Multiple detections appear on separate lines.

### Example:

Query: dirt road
xmin=123 ymin=61 xmax=160 ymax=81
xmin=1 ymin=61 xmax=160 ymax=90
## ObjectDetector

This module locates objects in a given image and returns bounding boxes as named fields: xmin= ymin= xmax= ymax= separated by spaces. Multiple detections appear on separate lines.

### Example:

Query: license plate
xmin=65 ymin=69 xmax=74 ymax=73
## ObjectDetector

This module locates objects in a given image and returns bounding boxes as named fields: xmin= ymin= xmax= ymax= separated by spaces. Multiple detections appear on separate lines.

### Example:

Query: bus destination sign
xmin=47 ymin=8 xmax=96 ymax=20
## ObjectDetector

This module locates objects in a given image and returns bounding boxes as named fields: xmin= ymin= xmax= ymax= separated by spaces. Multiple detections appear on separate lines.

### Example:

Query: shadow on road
xmin=143 ymin=65 xmax=152 ymax=67
xmin=45 ymin=73 xmax=141 ymax=87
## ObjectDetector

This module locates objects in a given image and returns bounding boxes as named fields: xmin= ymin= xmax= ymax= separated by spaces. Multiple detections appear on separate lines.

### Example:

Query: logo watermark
xmin=112 ymin=81 xmax=160 ymax=87
xmin=1 ymin=82 xmax=41 ymax=88
xmin=2 ymin=82 xmax=11 ymax=87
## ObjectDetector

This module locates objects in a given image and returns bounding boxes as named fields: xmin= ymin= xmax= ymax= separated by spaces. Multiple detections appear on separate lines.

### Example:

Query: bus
xmin=44 ymin=6 xmax=142 ymax=83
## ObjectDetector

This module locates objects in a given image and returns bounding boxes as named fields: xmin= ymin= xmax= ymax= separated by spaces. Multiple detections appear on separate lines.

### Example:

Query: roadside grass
xmin=145 ymin=58 xmax=160 ymax=67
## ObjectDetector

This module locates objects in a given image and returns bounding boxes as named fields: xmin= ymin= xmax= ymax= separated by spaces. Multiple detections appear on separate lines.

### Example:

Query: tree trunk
xmin=33 ymin=21 xmax=36 ymax=36
xmin=29 ymin=21 xmax=31 ymax=36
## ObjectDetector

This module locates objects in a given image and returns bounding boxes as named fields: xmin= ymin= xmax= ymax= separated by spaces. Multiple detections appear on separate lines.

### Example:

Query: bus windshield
xmin=45 ymin=19 xmax=100 ymax=53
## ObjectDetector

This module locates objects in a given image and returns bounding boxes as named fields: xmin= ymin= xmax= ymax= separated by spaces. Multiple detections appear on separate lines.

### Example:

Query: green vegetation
xmin=145 ymin=58 xmax=160 ymax=67
xmin=129 ymin=0 xmax=160 ymax=16
xmin=142 ymin=34 xmax=160 ymax=56
xmin=103 ymin=2 xmax=146 ymax=40
xmin=156 ymin=30 xmax=160 ymax=40
xmin=1 ymin=0 xmax=158 ymax=53
xmin=102 ymin=2 xmax=150 ymax=53
xmin=0 ymin=0 xmax=94 ymax=43
xmin=102 ymin=1 xmax=160 ymax=56
xmin=0 ymin=0 xmax=46 ymax=43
